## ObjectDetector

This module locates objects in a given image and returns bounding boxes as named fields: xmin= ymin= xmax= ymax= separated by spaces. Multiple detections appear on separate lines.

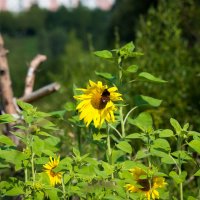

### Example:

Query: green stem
xmin=31 ymin=152 xmax=35 ymax=182
xmin=108 ymin=124 xmax=122 ymax=138
xmin=107 ymin=126 xmax=112 ymax=163
xmin=61 ymin=176 xmax=66 ymax=199
xmin=25 ymin=167 xmax=28 ymax=183
xmin=124 ymin=106 xmax=137 ymax=125
xmin=120 ymin=107 xmax=125 ymax=138
xmin=177 ymin=136 xmax=183 ymax=200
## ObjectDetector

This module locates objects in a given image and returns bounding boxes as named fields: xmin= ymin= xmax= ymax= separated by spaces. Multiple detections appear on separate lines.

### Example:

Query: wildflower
xmin=74 ymin=80 xmax=122 ymax=128
xmin=125 ymin=167 xmax=166 ymax=200
xmin=43 ymin=156 xmax=62 ymax=187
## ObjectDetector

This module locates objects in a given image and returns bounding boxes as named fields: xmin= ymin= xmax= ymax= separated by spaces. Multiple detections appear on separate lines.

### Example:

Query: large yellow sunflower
xmin=125 ymin=167 xmax=166 ymax=200
xmin=43 ymin=156 xmax=62 ymax=187
xmin=74 ymin=80 xmax=122 ymax=128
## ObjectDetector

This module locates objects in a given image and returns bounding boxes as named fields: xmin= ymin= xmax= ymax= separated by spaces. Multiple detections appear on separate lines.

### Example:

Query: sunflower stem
xmin=177 ymin=136 xmax=183 ymax=200
xmin=120 ymin=106 xmax=125 ymax=138
xmin=61 ymin=176 xmax=66 ymax=199
xmin=106 ymin=125 xmax=112 ymax=164
xmin=124 ymin=106 xmax=137 ymax=125
xmin=31 ymin=152 xmax=35 ymax=182
xmin=108 ymin=124 xmax=122 ymax=138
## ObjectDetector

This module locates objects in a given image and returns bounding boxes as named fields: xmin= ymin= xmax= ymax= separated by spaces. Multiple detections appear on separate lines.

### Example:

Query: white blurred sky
xmin=2 ymin=0 xmax=115 ymax=12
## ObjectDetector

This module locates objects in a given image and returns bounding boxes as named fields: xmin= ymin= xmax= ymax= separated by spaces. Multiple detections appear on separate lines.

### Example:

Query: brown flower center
xmin=138 ymin=178 xmax=152 ymax=191
xmin=91 ymin=89 xmax=110 ymax=110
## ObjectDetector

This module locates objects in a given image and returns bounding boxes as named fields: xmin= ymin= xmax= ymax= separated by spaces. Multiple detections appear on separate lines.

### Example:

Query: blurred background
xmin=0 ymin=0 xmax=200 ymax=130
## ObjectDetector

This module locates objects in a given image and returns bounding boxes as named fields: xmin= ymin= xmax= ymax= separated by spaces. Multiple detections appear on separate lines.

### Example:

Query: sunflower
xmin=43 ymin=156 xmax=62 ymax=187
xmin=125 ymin=167 xmax=166 ymax=200
xmin=74 ymin=80 xmax=122 ymax=128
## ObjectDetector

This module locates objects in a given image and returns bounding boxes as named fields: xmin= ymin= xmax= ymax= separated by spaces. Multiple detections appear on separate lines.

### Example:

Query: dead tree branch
xmin=24 ymin=54 xmax=47 ymax=96
xmin=20 ymin=82 xmax=60 ymax=103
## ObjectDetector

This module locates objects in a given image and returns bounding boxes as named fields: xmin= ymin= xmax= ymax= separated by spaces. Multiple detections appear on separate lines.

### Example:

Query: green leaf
xmin=64 ymin=102 xmax=76 ymax=111
xmin=188 ymin=140 xmax=200 ymax=154
xmin=121 ymin=42 xmax=135 ymax=52
xmin=194 ymin=169 xmax=200 ymax=176
xmin=139 ymin=72 xmax=167 ymax=83
xmin=171 ymin=151 xmax=192 ymax=161
xmin=93 ymin=133 xmax=107 ymax=141
xmin=95 ymin=71 xmax=115 ymax=81
xmin=187 ymin=196 xmax=197 ymax=200
xmin=135 ymin=150 xmax=150 ymax=160
xmin=161 ymin=154 xmax=177 ymax=165
xmin=36 ymin=119 xmax=57 ymax=130
xmin=0 ymin=114 xmax=15 ymax=124
xmin=116 ymin=141 xmax=132 ymax=154
xmin=170 ymin=118 xmax=182 ymax=134
xmin=126 ymin=133 xmax=143 ymax=139
xmin=153 ymin=139 xmax=171 ymax=152
xmin=126 ymin=65 xmax=138 ymax=73
xmin=0 ymin=135 xmax=15 ymax=146
xmin=93 ymin=50 xmax=113 ymax=59
xmin=111 ymin=150 xmax=125 ymax=164
xmin=49 ymin=110 xmax=66 ymax=119
xmin=17 ymin=100 xmax=33 ymax=110
xmin=32 ymin=136 xmax=44 ymax=156
xmin=128 ymin=112 xmax=153 ymax=132
xmin=5 ymin=187 xmax=24 ymax=196
xmin=169 ymin=171 xmax=187 ymax=184
xmin=134 ymin=95 xmax=162 ymax=107
xmin=159 ymin=129 xmax=174 ymax=138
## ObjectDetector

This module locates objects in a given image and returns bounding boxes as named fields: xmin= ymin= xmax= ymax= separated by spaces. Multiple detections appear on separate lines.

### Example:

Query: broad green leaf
xmin=188 ymin=140 xmax=200 ymax=154
xmin=128 ymin=112 xmax=153 ymax=132
xmin=170 ymin=118 xmax=182 ymax=134
xmin=36 ymin=119 xmax=57 ymax=130
xmin=126 ymin=65 xmax=138 ymax=73
xmin=139 ymin=72 xmax=167 ymax=83
xmin=169 ymin=171 xmax=187 ymax=184
xmin=151 ymin=148 xmax=169 ymax=158
xmin=161 ymin=154 xmax=177 ymax=165
xmin=5 ymin=187 xmax=24 ymax=196
xmin=153 ymin=139 xmax=171 ymax=152
xmin=95 ymin=71 xmax=115 ymax=81
xmin=0 ymin=114 xmax=15 ymax=124
xmin=194 ymin=169 xmax=200 ymax=176
xmin=32 ymin=136 xmax=44 ymax=156
xmin=188 ymin=131 xmax=200 ymax=138
xmin=0 ymin=135 xmax=15 ymax=146
xmin=121 ymin=42 xmax=135 ymax=52
xmin=159 ymin=129 xmax=174 ymax=138
xmin=126 ymin=133 xmax=143 ymax=139
xmin=111 ymin=150 xmax=125 ymax=164
xmin=49 ymin=110 xmax=66 ymax=119
xmin=171 ymin=151 xmax=192 ymax=161
xmin=134 ymin=95 xmax=162 ymax=107
xmin=93 ymin=50 xmax=113 ymax=59
xmin=45 ymin=189 xmax=60 ymax=200
xmin=135 ymin=150 xmax=150 ymax=160
xmin=116 ymin=141 xmax=132 ymax=154
xmin=17 ymin=100 xmax=33 ymax=110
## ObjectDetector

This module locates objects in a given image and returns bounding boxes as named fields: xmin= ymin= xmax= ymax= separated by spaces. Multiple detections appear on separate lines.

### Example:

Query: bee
xmin=101 ymin=89 xmax=110 ymax=104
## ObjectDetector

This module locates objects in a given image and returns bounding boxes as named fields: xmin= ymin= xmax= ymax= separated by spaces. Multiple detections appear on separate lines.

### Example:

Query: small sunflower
xmin=74 ymin=80 xmax=122 ymax=128
xmin=125 ymin=167 xmax=166 ymax=200
xmin=43 ymin=156 xmax=62 ymax=187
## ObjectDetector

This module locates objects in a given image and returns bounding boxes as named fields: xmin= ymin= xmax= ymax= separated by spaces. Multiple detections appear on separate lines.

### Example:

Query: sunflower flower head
xmin=43 ymin=156 xmax=62 ymax=187
xmin=125 ymin=167 xmax=167 ymax=200
xmin=74 ymin=80 xmax=122 ymax=128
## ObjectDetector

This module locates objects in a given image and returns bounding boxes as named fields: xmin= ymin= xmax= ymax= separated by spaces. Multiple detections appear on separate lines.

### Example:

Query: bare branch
xmin=24 ymin=54 xmax=47 ymax=96
xmin=20 ymin=82 xmax=61 ymax=103
xmin=0 ymin=34 xmax=17 ymax=115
